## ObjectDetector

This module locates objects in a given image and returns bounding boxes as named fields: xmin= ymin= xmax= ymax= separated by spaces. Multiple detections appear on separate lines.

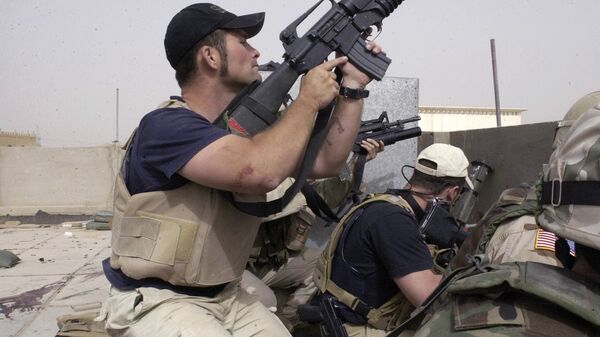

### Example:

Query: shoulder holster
xmin=314 ymin=194 xmax=435 ymax=330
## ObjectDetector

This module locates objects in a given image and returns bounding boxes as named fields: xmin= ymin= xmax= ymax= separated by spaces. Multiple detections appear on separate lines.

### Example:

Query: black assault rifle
xmin=215 ymin=0 xmax=406 ymax=217
xmin=353 ymin=111 xmax=421 ymax=154
xmin=218 ymin=0 xmax=406 ymax=135
xmin=327 ymin=111 xmax=421 ymax=221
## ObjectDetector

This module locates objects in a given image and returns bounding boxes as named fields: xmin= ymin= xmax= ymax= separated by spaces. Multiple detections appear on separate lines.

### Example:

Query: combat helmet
xmin=537 ymin=102 xmax=600 ymax=250
xmin=553 ymin=91 xmax=600 ymax=149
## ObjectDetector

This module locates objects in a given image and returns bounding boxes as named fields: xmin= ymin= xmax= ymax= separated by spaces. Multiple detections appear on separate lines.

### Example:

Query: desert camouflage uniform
xmin=389 ymin=102 xmax=600 ymax=337
xmin=404 ymin=262 xmax=600 ymax=337
xmin=449 ymin=91 xmax=600 ymax=271
xmin=450 ymin=185 xmax=562 ymax=270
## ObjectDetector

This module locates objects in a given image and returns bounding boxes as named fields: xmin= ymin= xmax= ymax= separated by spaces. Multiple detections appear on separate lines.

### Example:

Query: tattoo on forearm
xmin=334 ymin=117 xmax=345 ymax=134
xmin=323 ymin=117 xmax=346 ymax=147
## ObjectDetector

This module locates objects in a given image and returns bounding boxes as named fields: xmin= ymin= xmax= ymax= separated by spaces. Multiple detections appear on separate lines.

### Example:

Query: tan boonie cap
xmin=537 ymin=103 xmax=600 ymax=250
xmin=415 ymin=143 xmax=473 ymax=188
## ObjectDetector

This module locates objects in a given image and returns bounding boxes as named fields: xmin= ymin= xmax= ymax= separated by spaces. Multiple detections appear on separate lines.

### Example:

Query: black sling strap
xmin=540 ymin=180 xmax=600 ymax=206
xmin=221 ymin=100 xmax=336 ymax=217
xmin=301 ymin=183 xmax=340 ymax=222
xmin=214 ymin=67 xmax=349 ymax=219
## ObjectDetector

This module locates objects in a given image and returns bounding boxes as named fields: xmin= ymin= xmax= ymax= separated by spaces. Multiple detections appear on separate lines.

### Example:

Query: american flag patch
xmin=534 ymin=229 xmax=557 ymax=252
xmin=534 ymin=229 xmax=576 ymax=256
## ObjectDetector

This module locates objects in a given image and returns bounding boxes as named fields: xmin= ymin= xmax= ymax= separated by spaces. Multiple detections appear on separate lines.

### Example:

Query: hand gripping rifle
xmin=352 ymin=111 xmax=421 ymax=154
xmin=215 ymin=0 xmax=406 ymax=217
xmin=330 ymin=111 xmax=421 ymax=217
xmin=306 ymin=112 xmax=421 ymax=223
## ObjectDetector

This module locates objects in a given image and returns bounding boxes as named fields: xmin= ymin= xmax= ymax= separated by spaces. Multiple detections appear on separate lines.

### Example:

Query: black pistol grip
xmin=347 ymin=38 xmax=391 ymax=81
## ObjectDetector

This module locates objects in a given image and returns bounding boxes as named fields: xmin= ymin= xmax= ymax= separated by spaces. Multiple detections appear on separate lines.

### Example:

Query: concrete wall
xmin=0 ymin=144 xmax=123 ymax=216
xmin=1 ymin=77 xmax=420 ymax=219
xmin=0 ymin=108 xmax=556 ymax=234
xmin=0 ymin=131 xmax=39 ymax=146
xmin=419 ymin=121 xmax=557 ymax=222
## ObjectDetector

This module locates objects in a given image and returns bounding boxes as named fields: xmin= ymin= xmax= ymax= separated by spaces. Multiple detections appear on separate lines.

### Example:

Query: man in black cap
xmin=98 ymin=3 xmax=384 ymax=337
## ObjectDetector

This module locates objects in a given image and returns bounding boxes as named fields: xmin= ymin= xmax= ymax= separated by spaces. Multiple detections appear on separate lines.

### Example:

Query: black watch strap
xmin=339 ymin=86 xmax=369 ymax=99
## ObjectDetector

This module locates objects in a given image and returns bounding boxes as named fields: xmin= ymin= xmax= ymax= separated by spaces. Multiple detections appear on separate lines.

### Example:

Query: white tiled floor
xmin=0 ymin=226 xmax=111 ymax=337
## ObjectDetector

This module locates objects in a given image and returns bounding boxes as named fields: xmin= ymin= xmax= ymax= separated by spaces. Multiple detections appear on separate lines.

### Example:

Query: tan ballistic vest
xmin=314 ymin=194 xmax=439 ymax=330
xmin=109 ymin=99 xmax=263 ymax=286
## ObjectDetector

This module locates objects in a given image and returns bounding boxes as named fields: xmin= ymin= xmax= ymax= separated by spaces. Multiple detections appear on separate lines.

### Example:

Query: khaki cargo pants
xmin=241 ymin=247 xmax=319 ymax=329
xmin=98 ymin=281 xmax=290 ymax=337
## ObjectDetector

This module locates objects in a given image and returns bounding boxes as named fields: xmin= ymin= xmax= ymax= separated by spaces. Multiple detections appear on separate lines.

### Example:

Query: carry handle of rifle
xmin=347 ymin=38 xmax=391 ymax=81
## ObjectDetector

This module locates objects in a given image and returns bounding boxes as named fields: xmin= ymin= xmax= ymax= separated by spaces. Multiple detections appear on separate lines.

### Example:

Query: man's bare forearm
xmin=311 ymin=95 xmax=364 ymax=177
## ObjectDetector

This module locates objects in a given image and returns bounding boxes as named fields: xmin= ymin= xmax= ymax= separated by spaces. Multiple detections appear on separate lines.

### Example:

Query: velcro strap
xmin=541 ymin=180 xmax=600 ymax=206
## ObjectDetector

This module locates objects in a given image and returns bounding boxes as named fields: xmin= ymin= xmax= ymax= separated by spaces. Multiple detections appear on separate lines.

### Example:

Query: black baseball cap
xmin=164 ymin=3 xmax=265 ymax=68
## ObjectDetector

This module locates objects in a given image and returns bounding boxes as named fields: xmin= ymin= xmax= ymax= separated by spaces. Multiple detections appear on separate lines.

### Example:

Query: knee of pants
xmin=240 ymin=270 xmax=277 ymax=310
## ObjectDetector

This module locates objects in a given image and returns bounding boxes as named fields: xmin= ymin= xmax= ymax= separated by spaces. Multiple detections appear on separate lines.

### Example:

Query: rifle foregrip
xmin=378 ymin=127 xmax=422 ymax=145
xmin=353 ymin=127 xmax=421 ymax=153
xmin=348 ymin=39 xmax=391 ymax=81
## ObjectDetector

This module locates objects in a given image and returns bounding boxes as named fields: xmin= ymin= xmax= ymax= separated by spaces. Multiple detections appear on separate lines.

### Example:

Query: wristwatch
xmin=339 ymin=86 xmax=369 ymax=99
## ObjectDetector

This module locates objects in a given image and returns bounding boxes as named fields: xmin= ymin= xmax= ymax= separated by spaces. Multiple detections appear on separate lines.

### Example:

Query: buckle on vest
xmin=551 ymin=179 xmax=562 ymax=207
xmin=351 ymin=298 xmax=373 ymax=318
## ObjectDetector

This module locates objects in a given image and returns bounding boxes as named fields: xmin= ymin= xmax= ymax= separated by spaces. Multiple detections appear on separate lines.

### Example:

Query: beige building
xmin=0 ymin=130 xmax=39 ymax=146
xmin=418 ymin=106 xmax=526 ymax=132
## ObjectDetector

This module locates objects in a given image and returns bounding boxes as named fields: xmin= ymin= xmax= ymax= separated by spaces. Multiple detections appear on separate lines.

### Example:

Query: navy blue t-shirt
xmin=104 ymin=99 xmax=228 ymax=293
xmin=332 ymin=192 xmax=432 ymax=310
xmin=124 ymin=102 xmax=228 ymax=194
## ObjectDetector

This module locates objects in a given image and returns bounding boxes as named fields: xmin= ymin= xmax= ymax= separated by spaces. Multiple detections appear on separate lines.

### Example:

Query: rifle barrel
xmin=359 ymin=115 xmax=420 ymax=133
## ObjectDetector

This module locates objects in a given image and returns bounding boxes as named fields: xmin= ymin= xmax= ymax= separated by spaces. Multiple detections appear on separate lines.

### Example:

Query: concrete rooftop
xmin=0 ymin=225 xmax=111 ymax=337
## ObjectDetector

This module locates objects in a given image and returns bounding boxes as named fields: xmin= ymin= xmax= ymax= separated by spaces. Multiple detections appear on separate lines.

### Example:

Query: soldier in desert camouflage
xmin=451 ymin=91 xmax=600 ymax=270
xmin=388 ymin=98 xmax=600 ymax=337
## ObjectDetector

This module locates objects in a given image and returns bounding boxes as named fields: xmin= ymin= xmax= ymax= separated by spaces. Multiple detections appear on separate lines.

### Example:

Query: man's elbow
xmin=310 ymin=157 xmax=346 ymax=179
xmin=257 ymin=175 xmax=286 ymax=194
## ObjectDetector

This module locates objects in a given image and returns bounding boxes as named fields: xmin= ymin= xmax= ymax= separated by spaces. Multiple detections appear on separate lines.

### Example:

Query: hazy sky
xmin=1 ymin=0 xmax=599 ymax=147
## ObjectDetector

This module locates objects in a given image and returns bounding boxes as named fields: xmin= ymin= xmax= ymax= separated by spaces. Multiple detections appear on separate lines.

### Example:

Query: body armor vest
xmin=314 ymin=193 xmax=439 ymax=330
xmin=109 ymin=99 xmax=263 ymax=286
